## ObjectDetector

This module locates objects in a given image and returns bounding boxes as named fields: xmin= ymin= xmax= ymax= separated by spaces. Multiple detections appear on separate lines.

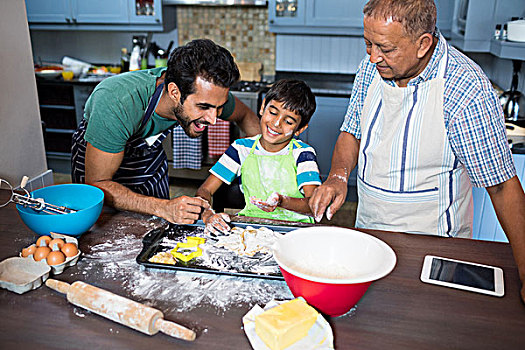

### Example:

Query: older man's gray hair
xmin=363 ymin=0 xmax=437 ymax=39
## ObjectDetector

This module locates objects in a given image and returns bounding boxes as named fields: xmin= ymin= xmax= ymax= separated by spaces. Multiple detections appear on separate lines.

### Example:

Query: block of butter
xmin=255 ymin=298 xmax=319 ymax=350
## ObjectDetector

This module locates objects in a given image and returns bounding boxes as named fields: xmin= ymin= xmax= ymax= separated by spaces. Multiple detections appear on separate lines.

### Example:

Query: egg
xmin=33 ymin=246 xmax=51 ymax=261
xmin=46 ymin=251 xmax=66 ymax=266
xmin=36 ymin=235 xmax=52 ymax=247
xmin=48 ymin=238 xmax=65 ymax=250
xmin=61 ymin=242 xmax=78 ymax=257
xmin=21 ymin=244 xmax=37 ymax=257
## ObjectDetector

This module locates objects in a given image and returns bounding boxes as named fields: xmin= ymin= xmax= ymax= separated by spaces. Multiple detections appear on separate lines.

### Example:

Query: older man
xmin=309 ymin=0 xmax=525 ymax=302
xmin=72 ymin=39 xmax=260 ymax=224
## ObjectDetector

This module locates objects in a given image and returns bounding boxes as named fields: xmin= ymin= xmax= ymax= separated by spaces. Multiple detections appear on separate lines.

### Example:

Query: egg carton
xmin=19 ymin=232 xmax=81 ymax=275
xmin=0 ymin=257 xmax=51 ymax=294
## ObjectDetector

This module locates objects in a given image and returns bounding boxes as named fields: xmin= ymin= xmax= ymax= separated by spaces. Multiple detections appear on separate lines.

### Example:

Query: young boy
xmin=196 ymin=79 xmax=321 ymax=235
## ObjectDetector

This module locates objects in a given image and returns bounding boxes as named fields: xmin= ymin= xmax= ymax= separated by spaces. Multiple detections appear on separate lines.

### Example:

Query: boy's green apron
xmin=238 ymin=135 xmax=314 ymax=223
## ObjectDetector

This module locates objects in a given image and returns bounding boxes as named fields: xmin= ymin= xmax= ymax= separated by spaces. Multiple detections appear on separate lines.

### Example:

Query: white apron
xmin=355 ymin=45 xmax=473 ymax=237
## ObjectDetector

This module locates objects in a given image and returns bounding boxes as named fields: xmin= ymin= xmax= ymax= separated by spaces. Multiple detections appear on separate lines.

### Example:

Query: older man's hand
xmin=309 ymin=174 xmax=348 ymax=222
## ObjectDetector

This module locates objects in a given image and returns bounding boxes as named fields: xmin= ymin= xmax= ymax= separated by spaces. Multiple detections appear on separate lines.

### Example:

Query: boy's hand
xmin=250 ymin=193 xmax=281 ymax=212
xmin=203 ymin=209 xmax=231 ymax=236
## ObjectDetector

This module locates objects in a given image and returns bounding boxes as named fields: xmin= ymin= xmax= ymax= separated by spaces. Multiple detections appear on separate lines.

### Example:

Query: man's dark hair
xmin=262 ymin=79 xmax=316 ymax=129
xmin=165 ymin=39 xmax=240 ymax=103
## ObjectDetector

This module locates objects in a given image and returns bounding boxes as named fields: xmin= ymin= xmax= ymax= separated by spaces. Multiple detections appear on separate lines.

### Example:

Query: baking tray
xmin=136 ymin=221 xmax=298 ymax=280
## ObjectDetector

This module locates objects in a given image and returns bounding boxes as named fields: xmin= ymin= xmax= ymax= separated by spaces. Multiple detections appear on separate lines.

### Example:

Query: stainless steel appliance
xmin=500 ymin=60 xmax=524 ymax=122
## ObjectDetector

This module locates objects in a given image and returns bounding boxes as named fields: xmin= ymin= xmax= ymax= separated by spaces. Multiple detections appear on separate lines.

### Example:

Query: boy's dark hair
xmin=262 ymin=79 xmax=316 ymax=129
xmin=165 ymin=39 xmax=240 ymax=104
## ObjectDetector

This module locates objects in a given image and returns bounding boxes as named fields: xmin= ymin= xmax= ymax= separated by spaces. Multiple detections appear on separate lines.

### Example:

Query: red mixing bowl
xmin=273 ymin=226 xmax=397 ymax=317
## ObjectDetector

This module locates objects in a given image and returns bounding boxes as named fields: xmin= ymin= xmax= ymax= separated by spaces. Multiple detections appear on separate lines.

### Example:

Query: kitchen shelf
xmin=490 ymin=39 xmax=525 ymax=60
xmin=36 ymin=80 xmax=96 ymax=173
xmin=39 ymin=104 xmax=75 ymax=110
xmin=46 ymin=128 xmax=75 ymax=134
xmin=45 ymin=152 xmax=72 ymax=174
xmin=46 ymin=151 xmax=71 ymax=157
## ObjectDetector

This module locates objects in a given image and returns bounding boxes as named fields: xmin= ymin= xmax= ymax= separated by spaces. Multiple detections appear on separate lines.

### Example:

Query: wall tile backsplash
xmin=177 ymin=6 xmax=275 ymax=79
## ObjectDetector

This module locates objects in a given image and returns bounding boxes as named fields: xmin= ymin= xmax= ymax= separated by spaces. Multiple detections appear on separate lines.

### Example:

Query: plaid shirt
xmin=341 ymin=32 xmax=515 ymax=188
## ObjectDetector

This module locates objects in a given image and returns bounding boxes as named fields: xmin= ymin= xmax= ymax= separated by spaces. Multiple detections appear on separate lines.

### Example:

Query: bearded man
xmin=72 ymin=39 xmax=260 ymax=223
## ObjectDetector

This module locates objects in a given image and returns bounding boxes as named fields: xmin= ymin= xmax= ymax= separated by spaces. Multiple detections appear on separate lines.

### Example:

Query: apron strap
xmin=140 ymin=83 xmax=164 ymax=129
xmin=249 ymin=135 xmax=297 ymax=156
xmin=437 ymin=36 xmax=448 ymax=80
xmin=249 ymin=135 xmax=262 ymax=154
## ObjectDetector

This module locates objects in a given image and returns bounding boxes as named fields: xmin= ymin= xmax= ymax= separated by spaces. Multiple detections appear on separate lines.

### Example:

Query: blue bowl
xmin=16 ymin=184 xmax=104 ymax=237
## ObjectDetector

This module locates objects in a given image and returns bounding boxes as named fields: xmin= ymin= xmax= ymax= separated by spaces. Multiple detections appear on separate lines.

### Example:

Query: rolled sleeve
xmin=295 ymin=148 xmax=322 ymax=191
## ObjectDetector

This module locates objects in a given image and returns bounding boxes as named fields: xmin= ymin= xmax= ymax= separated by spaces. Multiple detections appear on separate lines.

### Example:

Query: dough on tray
xmin=148 ymin=251 xmax=176 ymax=265
xmin=215 ymin=226 xmax=280 ymax=257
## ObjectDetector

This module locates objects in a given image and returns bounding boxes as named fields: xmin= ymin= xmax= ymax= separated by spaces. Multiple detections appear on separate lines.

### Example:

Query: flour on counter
xmin=75 ymin=220 xmax=293 ymax=316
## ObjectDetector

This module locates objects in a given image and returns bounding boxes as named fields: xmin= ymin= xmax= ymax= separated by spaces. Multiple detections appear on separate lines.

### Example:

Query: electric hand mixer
xmin=0 ymin=177 xmax=76 ymax=215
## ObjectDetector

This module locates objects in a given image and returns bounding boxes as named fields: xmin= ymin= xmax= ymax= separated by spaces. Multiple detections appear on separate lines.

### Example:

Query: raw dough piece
xmin=148 ymin=252 xmax=176 ymax=265
xmin=215 ymin=226 xmax=280 ymax=257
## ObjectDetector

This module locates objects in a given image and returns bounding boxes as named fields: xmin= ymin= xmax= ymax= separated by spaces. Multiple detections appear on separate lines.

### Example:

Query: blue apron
xmin=71 ymin=83 xmax=173 ymax=199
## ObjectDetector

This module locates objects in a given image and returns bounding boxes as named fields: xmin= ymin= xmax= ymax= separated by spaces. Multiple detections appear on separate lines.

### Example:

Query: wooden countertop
xmin=1 ymin=190 xmax=524 ymax=349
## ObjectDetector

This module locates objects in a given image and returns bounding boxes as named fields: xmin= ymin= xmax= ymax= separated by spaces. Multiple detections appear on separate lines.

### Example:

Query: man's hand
xmin=157 ymin=196 xmax=210 ymax=224
xmin=309 ymin=174 xmax=348 ymax=222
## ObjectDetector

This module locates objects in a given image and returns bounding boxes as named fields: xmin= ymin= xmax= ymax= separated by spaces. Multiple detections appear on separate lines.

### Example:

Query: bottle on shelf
xmin=129 ymin=45 xmax=141 ymax=71
xmin=120 ymin=48 xmax=130 ymax=73
xmin=501 ymin=23 xmax=508 ymax=41
xmin=494 ymin=24 xmax=502 ymax=40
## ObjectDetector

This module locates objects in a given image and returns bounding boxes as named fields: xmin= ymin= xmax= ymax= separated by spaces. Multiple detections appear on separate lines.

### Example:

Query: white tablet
xmin=420 ymin=255 xmax=504 ymax=297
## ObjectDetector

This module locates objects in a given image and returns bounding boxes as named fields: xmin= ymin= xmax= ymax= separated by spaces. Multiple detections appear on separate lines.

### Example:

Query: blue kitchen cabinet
xmin=25 ymin=0 xmax=71 ymax=23
xmin=297 ymin=95 xmax=357 ymax=200
xmin=298 ymin=96 xmax=350 ymax=179
xmin=450 ymin=0 xmax=496 ymax=52
xmin=25 ymin=0 xmax=172 ymax=31
xmin=128 ymin=0 xmax=162 ymax=25
xmin=305 ymin=0 xmax=367 ymax=28
xmin=72 ymin=0 xmax=129 ymax=24
xmin=446 ymin=0 xmax=525 ymax=55
xmin=26 ymin=0 xmax=129 ymax=24
xmin=269 ymin=0 xmax=367 ymax=35
xmin=472 ymin=153 xmax=525 ymax=242
xmin=269 ymin=0 xmax=456 ymax=37
xmin=268 ymin=0 xmax=305 ymax=26
xmin=435 ymin=0 xmax=454 ymax=38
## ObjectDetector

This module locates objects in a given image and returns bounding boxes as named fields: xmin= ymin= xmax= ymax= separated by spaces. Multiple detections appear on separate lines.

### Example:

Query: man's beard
xmin=173 ymin=104 xmax=205 ymax=138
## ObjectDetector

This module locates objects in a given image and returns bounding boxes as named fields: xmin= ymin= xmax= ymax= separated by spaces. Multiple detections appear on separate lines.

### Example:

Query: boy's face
xmin=258 ymin=99 xmax=308 ymax=152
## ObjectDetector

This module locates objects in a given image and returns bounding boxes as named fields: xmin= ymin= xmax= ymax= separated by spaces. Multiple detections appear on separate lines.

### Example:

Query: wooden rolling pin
xmin=45 ymin=279 xmax=196 ymax=341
